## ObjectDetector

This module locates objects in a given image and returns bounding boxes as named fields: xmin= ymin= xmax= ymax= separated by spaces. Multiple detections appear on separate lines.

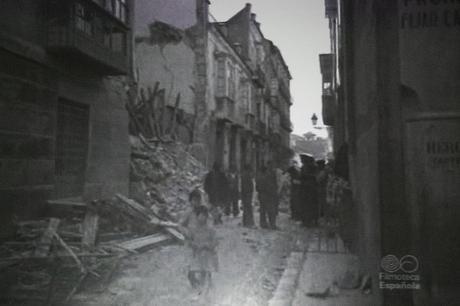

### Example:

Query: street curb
xmin=268 ymin=251 xmax=305 ymax=306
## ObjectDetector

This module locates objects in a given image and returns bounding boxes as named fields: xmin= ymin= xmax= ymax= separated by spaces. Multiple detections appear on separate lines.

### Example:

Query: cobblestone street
xmin=72 ymin=213 xmax=310 ymax=306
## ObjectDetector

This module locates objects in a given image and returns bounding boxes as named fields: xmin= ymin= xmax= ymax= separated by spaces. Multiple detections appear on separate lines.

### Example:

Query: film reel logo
xmin=381 ymin=255 xmax=419 ymax=273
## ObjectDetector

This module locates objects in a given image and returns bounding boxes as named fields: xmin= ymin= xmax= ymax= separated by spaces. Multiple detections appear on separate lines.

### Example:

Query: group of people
xmin=175 ymin=156 xmax=337 ymax=297
xmin=286 ymin=154 xmax=333 ymax=227
xmin=203 ymin=162 xmax=282 ymax=230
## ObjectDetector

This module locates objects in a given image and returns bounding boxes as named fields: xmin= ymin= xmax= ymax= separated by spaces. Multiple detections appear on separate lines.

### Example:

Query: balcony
xmin=215 ymin=97 xmax=236 ymax=123
xmin=46 ymin=0 xmax=130 ymax=75
xmin=322 ymin=94 xmax=336 ymax=126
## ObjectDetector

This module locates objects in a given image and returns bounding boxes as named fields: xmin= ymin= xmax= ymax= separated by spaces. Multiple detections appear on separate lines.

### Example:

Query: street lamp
xmin=311 ymin=113 xmax=318 ymax=126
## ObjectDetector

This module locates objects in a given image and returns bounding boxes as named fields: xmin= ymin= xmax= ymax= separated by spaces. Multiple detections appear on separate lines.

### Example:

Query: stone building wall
xmin=0 ymin=0 xmax=131 ymax=235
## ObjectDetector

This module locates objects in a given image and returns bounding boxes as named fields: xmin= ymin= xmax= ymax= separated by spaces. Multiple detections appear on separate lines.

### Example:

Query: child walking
xmin=187 ymin=205 xmax=219 ymax=298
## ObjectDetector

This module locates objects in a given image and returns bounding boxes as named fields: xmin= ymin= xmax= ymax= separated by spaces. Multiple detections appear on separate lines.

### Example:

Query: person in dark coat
xmin=316 ymin=159 xmax=328 ymax=219
xmin=299 ymin=154 xmax=318 ymax=227
xmin=240 ymin=165 xmax=255 ymax=227
xmin=226 ymin=167 xmax=240 ymax=217
xmin=286 ymin=160 xmax=302 ymax=221
xmin=204 ymin=162 xmax=229 ymax=225
xmin=256 ymin=163 xmax=279 ymax=229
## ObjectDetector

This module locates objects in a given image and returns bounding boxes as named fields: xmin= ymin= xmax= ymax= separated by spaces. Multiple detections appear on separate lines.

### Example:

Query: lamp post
xmin=311 ymin=113 xmax=318 ymax=127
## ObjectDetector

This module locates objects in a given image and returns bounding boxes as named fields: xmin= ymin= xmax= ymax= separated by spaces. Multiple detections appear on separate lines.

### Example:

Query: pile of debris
xmin=126 ymin=80 xmax=208 ymax=220
xmin=130 ymin=135 xmax=207 ymax=221
xmin=0 ymin=195 xmax=185 ymax=305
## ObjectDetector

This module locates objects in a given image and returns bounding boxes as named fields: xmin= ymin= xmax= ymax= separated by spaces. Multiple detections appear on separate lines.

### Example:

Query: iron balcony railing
xmin=46 ymin=0 xmax=130 ymax=75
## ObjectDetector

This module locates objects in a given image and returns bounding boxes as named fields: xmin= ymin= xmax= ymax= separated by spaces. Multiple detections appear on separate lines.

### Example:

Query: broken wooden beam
xmin=53 ymin=232 xmax=86 ymax=274
xmin=34 ymin=218 xmax=60 ymax=257
xmin=81 ymin=201 xmax=99 ymax=251
xmin=47 ymin=198 xmax=86 ymax=208
xmin=117 ymin=233 xmax=170 ymax=251
xmin=115 ymin=194 xmax=185 ymax=241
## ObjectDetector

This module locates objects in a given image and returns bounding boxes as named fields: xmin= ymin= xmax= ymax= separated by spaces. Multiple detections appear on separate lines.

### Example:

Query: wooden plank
xmin=0 ymin=252 xmax=113 ymax=262
xmin=81 ymin=202 xmax=99 ymax=250
xmin=34 ymin=218 xmax=60 ymax=257
xmin=118 ymin=233 xmax=170 ymax=251
xmin=53 ymin=232 xmax=86 ymax=273
xmin=115 ymin=194 xmax=185 ymax=241
xmin=47 ymin=198 xmax=86 ymax=207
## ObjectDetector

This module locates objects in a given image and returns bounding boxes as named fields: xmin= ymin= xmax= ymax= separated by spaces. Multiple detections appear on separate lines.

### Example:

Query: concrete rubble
xmin=0 ymin=136 xmax=207 ymax=305
xmin=129 ymin=135 xmax=207 ymax=221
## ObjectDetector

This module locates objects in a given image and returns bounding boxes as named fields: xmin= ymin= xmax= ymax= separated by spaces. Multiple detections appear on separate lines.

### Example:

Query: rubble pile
xmin=129 ymin=135 xmax=207 ymax=220
xmin=0 ymin=194 xmax=185 ymax=305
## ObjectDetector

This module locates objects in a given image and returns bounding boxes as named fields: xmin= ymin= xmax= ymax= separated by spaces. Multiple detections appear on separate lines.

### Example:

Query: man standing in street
xmin=226 ymin=167 xmax=240 ymax=217
xmin=256 ymin=163 xmax=279 ymax=229
xmin=286 ymin=160 xmax=302 ymax=221
xmin=240 ymin=165 xmax=255 ymax=227
xmin=204 ymin=162 xmax=229 ymax=225
xmin=299 ymin=154 xmax=318 ymax=227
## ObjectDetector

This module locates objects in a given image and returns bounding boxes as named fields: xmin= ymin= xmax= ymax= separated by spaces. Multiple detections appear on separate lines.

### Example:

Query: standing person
xmin=286 ymin=160 xmax=302 ymax=221
xmin=178 ymin=188 xmax=203 ymax=234
xmin=299 ymin=154 xmax=318 ymax=227
xmin=316 ymin=159 xmax=328 ymax=220
xmin=187 ymin=205 xmax=219 ymax=298
xmin=240 ymin=165 xmax=255 ymax=227
xmin=226 ymin=167 xmax=240 ymax=217
xmin=256 ymin=163 xmax=279 ymax=229
xmin=204 ymin=162 xmax=229 ymax=225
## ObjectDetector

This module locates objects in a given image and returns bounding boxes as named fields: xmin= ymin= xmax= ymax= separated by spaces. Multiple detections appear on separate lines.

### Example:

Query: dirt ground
xmin=71 ymin=212 xmax=310 ymax=306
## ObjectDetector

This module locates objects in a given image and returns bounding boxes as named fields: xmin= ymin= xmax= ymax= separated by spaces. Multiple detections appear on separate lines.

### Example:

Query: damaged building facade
xmin=0 ymin=0 xmax=134 ymax=233
xmin=134 ymin=0 xmax=293 ymax=171
xmin=320 ymin=0 xmax=460 ymax=305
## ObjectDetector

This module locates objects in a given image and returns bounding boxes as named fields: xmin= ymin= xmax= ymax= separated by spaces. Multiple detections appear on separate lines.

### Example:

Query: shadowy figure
xmin=299 ymin=154 xmax=318 ymax=227
xmin=256 ymin=163 xmax=279 ymax=229
xmin=241 ymin=165 xmax=255 ymax=227
xmin=204 ymin=162 xmax=229 ymax=225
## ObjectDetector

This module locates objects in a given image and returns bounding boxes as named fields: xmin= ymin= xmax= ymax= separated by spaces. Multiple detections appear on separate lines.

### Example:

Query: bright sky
xmin=209 ymin=0 xmax=330 ymax=136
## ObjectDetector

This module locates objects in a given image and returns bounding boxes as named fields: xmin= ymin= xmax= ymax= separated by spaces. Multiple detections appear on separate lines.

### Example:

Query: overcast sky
xmin=209 ymin=0 xmax=330 ymax=136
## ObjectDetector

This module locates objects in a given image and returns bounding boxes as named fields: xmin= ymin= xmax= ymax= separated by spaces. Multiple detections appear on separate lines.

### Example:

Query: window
xmin=105 ymin=0 xmax=128 ymax=23
xmin=217 ymin=58 xmax=226 ymax=96
xmin=270 ymin=79 xmax=278 ymax=94
xmin=228 ymin=63 xmax=236 ymax=100
xmin=75 ymin=3 xmax=94 ymax=35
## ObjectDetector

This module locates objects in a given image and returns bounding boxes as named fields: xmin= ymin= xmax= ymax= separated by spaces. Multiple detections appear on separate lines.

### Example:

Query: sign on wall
xmin=405 ymin=113 xmax=460 ymax=302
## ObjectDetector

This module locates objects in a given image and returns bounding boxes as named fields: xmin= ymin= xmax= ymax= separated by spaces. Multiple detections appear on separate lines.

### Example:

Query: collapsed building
xmin=134 ymin=0 xmax=293 ymax=172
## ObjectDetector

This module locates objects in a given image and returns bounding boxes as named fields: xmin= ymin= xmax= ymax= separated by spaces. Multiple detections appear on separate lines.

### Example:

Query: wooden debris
xmin=118 ymin=233 xmax=170 ymax=251
xmin=81 ymin=201 xmax=100 ymax=251
xmin=53 ymin=232 xmax=86 ymax=274
xmin=65 ymin=272 xmax=89 ymax=303
xmin=34 ymin=218 xmax=60 ymax=257
xmin=115 ymin=194 xmax=185 ymax=241
xmin=47 ymin=198 xmax=86 ymax=208
xmin=127 ymin=81 xmax=182 ymax=142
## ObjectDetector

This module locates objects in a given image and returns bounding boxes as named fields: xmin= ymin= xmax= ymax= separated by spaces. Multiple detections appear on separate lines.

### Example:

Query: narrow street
xmin=72 ymin=213 xmax=310 ymax=306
